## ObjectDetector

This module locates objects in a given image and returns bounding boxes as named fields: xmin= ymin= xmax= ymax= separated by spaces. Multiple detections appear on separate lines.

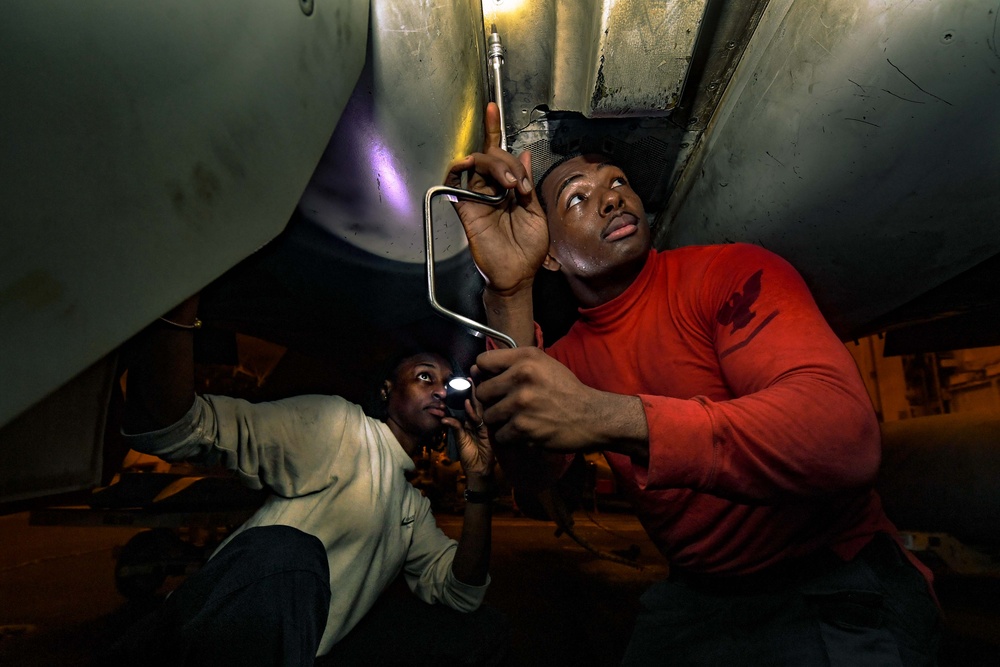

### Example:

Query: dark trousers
xmin=98 ymin=525 xmax=509 ymax=667
xmin=621 ymin=534 xmax=942 ymax=666
xmin=98 ymin=525 xmax=331 ymax=667
xmin=318 ymin=574 xmax=510 ymax=667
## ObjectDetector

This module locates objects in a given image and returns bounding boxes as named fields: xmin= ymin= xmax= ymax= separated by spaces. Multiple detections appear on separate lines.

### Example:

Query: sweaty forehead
xmin=394 ymin=353 xmax=451 ymax=377
xmin=541 ymin=154 xmax=619 ymax=204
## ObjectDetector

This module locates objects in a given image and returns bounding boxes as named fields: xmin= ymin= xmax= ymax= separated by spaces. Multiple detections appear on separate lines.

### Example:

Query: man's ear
xmin=542 ymin=252 xmax=562 ymax=272
xmin=380 ymin=381 xmax=392 ymax=402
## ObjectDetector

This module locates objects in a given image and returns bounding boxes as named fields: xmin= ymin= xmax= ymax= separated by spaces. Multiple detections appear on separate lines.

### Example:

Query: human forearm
xmin=586 ymin=393 xmax=649 ymax=465
xmin=483 ymin=286 xmax=537 ymax=348
xmin=638 ymin=378 xmax=880 ymax=502
xmin=450 ymin=473 xmax=494 ymax=586
xmin=122 ymin=295 xmax=200 ymax=434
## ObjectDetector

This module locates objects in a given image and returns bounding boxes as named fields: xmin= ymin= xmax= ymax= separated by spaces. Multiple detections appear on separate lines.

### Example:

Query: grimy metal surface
xmin=297 ymin=0 xmax=489 ymax=264
xmin=482 ymin=0 xmax=710 ymax=122
xmin=0 ymin=1 xmax=369 ymax=431
xmin=661 ymin=0 xmax=1000 ymax=339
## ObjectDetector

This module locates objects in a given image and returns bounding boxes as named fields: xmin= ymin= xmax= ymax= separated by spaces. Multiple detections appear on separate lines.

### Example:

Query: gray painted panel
xmin=662 ymin=0 xmax=1000 ymax=337
xmin=0 ymin=1 xmax=369 ymax=428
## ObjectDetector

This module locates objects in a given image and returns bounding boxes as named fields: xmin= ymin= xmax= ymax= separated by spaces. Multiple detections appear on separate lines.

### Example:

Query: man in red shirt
xmin=446 ymin=104 xmax=941 ymax=665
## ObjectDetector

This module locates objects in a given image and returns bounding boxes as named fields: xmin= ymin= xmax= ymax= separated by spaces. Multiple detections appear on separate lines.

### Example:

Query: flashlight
xmin=445 ymin=377 xmax=473 ymax=413
xmin=444 ymin=377 xmax=473 ymax=462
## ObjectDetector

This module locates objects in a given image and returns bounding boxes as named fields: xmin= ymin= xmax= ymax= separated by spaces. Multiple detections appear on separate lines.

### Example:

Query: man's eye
xmin=567 ymin=193 xmax=584 ymax=208
xmin=417 ymin=372 xmax=432 ymax=382
xmin=612 ymin=176 xmax=627 ymax=188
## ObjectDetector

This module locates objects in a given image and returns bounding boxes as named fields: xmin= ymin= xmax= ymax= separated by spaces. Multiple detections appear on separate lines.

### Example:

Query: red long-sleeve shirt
xmin=541 ymin=243 xmax=903 ymax=575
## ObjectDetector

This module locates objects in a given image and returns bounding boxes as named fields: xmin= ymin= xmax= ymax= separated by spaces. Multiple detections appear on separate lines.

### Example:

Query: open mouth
xmin=602 ymin=213 xmax=639 ymax=241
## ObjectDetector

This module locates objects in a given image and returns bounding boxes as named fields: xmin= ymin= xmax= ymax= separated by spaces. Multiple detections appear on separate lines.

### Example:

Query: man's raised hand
xmin=445 ymin=102 xmax=548 ymax=298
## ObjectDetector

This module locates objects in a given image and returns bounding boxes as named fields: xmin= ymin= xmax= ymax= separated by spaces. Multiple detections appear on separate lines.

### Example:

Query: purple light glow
xmin=368 ymin=139 xmax=412 ymax=217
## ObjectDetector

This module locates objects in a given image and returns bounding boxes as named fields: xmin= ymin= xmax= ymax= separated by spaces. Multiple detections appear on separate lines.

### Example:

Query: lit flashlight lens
xmin=445 ymin=377 xmax=473 ymax=410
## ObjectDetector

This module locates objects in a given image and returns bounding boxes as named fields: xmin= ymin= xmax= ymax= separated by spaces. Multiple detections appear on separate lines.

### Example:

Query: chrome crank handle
xmin=424 ymin=184 xmax=517 ymax=350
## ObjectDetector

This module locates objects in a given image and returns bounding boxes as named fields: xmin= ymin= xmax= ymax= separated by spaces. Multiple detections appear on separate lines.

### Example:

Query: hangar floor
xmin=1 ymin=507 xmax=998 ymax=666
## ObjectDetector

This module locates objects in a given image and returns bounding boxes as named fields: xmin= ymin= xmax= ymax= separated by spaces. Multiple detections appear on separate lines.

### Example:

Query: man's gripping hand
xmin=441 ymin=381 xmax=496 ymax=481
xmin=445 ymin=102 xmax=548 ymax=298
xmin=472 ymin=347 xmax=650 ymax=462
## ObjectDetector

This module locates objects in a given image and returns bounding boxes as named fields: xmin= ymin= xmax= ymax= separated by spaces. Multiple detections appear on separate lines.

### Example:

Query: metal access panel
xmin=483 ymin=0 xmax=710 ymax=121
xmin=661 ymin=0 xmax=1000 ymax=339
xmin=0 ymin=1 xmax=369 ymax=431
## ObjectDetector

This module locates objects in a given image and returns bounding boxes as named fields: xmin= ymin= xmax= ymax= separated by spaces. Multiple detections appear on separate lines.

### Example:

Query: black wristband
xmin=463 ymin=488 xmax=497 ymax=504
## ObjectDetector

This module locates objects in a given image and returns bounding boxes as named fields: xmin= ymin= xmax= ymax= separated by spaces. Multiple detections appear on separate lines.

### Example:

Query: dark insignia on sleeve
xmin=716 ymin=270 xmax=763 ymax=334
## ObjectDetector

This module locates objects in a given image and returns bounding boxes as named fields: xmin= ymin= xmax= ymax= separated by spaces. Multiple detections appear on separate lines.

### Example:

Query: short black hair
xmin=364 ymin=345 xmax=459 ymax=421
